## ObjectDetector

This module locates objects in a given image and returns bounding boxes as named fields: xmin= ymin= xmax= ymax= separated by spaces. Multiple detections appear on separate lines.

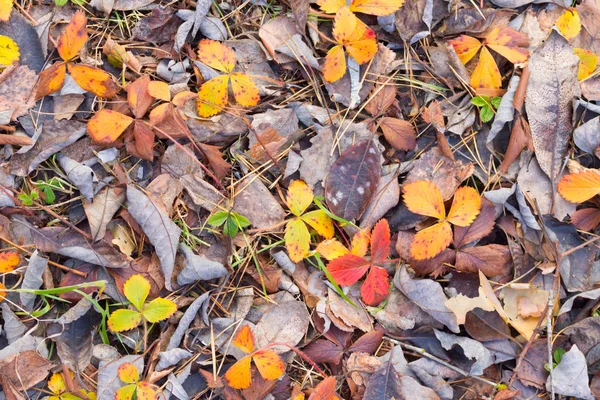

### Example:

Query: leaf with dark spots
xmin=526 ymin=30 xmax=579 ymax=182
xmin=0 ymin=350 xmax=53 ymax=392
xmin=453 ymin=198 xmax=496 ymax=248
xmin=325 ymin=140 xmax=381 ymax=221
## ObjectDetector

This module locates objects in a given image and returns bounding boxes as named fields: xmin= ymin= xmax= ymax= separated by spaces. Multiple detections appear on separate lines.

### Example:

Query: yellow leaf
xmin=448 ymin=35 xmax=482 ymax=64
xmin=232 ymin=325 xmax=255 ymax=354
xmin=197 ymin=75 xmax=229 ymax=117
xmin=350 ymin=229 xmax=370 ymax=257
xmin=230 ymin=72 xmax=260 ymax=107
xmin=556 ymin=9 xmax=581 ymax=41
xmin=36 ymin=63 xmax=67 ymax=99
xmin=574 ymin=48 xmax=598 ymax=80
xmin=147 ymin=81 xmax=171 ymax=101
xmin=349 ymin=0 xmax=404 ymax=16
xmin=0 ymin=35 xmax=19 ymax=66
xmin=301 ymin=210 xmax=335 ymax=239
xmin=48 ymin=373 xmax=67 ymax=395
xmin=557 ymin=169 xmax=600 ymax=203
xmin=316 ymin=0 xmax=346 ymax=14
xmin=332 ymin=7 xmax=359 ymax=44
xmin=402 ymin=180 xmax=446 ymax=220
xmin=286 ymin=180 xmax=314 ymax=216
xmin=124 ymin=274 xmax=150 ymax=311
xmin=410 ymin=221 xmax=452 ymax=260
xmin=0 ymin=251 xmax=19 ymax=273
xmin=67 ymin=64 xmax=119 ymax=98
xmin=316 ymin=239 xmax=350 ymax=260
xmin=107 ymin=309 xmax=142 ymax=332
xmin=115 ymin=384 xmax=136 ymax=400
xmin=0 ymin=282 xmax=6 ymax=303
xmin=225 ymin=355 xmax=252 ymax=389
xmin=445 ymin=289 xmax=494 ymax=324
xmin=285 ymin=217 xmax=311 ymax=262
xmin=446 ymin=186 xmax=481 ymax=227
xmin=470 ymin=47 xmax=502 ymax=90
xmin=0 ymin=0 xmax=12 ymax=22
xmin=57 ymin=11 xmax=88 ymax=62
xmin=197 ymin=39 xmax=235 ymax=73
xmin=135 ymin=381 xmax=157 ymax=400
xmin=117 ymin=363 xmax=140 ymax=384
xmin=142 ymin=297 xmax=177 ymax=323
xmin=484 ymin=27 xmax=529 ymax=64
xmin=253 ymin=349 xmax=285 ymax=380
xmin=345 ymin=34 xmax=378 ymax=64
xmin=322 ymin=45 xmax=346 ymax=83
xmin=87 ymin=109 xmax=133 ymax=144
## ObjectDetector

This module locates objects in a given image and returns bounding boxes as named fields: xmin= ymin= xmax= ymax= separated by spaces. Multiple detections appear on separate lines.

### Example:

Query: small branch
xmin=385 ymin=337 xmax=501 ymax=389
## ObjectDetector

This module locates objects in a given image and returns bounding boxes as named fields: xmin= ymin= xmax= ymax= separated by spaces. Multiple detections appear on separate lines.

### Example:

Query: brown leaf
xmin=132 ymin=7 xmax=180 ymax=43
xmin=500 ymin=116 xmax=533 ymax=173
xmin=247 ymin=254 xmax=282 ymax=293
xmin=303 ymin=339 xmax=345 ymax=365
xmin=197 ymin=142 xmax=231 ymax=181
xmin=347 ymin=330 xmax=384 ymax=354
xmin=379 ymin=118 xmax=416 ymax=151
xmin=455 ymin=245 xmax=512 ymax=276
xmin=0 ymin=134 xmax=32 ymax=146
xmin=129 ymin=120 xmax=155 ymax=161
xmin=109 ymin=256 xmax=165 ymax=299
xmin=0 ymin=65 xmax=37 ymax=120
xmin=246 ymin=128 xmax=287 ymax=163
xmin=465 ymin=309 xmax=511 ymax=341
xmin=126 ymin=75 xmax=153 ymax=118
xmin=290 ymin=0 xmax=309 ymax=31
xmin=365 ymin=84 xmax=397 ymax=117
xmin=0 ymin=350 xmax=53 ymax=392
xmin=514 ymin=339 xmax=549 ymax=388
xmin=325 ymin=140 xmax=381 ymax=221
xmin=150 ymin=103 xmax=192 ymax=140
xmin=453 ymin=198 xmax=496 ymax=247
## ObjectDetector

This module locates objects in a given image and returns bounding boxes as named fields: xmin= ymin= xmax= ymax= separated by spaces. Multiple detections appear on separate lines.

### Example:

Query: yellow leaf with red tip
xmin=57 ymin=11 xmax=88 ymax=61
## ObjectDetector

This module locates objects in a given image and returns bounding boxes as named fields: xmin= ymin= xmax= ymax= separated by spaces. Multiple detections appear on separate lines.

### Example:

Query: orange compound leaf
xmin=575 ymin=48 xmax=598 ymax=80
xmin=252 ymin=349 xmax=285 ymax=380
xmin=402 ymin=180 xmax=446 ymax=220
xmin=68 ymin=64 xmax=119 ymax=98
xmin=349 ymin=0 xmax=404 ymax=16
xmin=448 ymin=35 xmax=482 ymax=64
xmin=230 ymin=73 xmax=260 ymax=107
xmin=225 ymin=356 xmax=252 ymax=389
xmin=57 ymin=10 xmax=88 ymax=62
xmin=308 ymin=376 xmax=341 ymax=400
xmin=232 ymin=325 xmax=255 ymax=354
xmin=470 ymin=46 xmax=502 ymax=90
xmin=36 ymin=63 xmax=67 ymax=99
xmin=558 ymin=169 xmax=600 ymax=203
xmin=484 ymin=27 xmax=529 ymax=64
xmin=323 ymin=45 xmax=347 ymax=83
xmin=117 ymin=363 xmax=139 ymax=384
xmin=197 ymin=39 xmax=235 ymax=73
xmin=410 ymin=221 xmax=452 ymax=261
xmin=286 ymin=179 xmax=314 ymax=216
xmin=87 ymin=109 xmax=134 ymax=144
xmin=327 ymin=253 xmax=370 ymax=286
xmin=197 ymin=75 xmax=229 ymax=117
xmin=345 ymin=31 xmax=378 ymax=64
xmin=360 ymin=265 xmax=389 ymax=306
xmin=446 ymin=186 xmax=481 ymax=227
xmin=370 ymin=219 xmax=390 ymax=263
xmin=0 ymin=252 xmax=19 ymax=273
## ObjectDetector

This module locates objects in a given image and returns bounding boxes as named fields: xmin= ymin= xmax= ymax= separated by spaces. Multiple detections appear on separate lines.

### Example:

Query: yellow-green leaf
xmin=284 ymin=218 xmax=311 ymax=262
xmin=117 ymin=362 xmax=139 ymax=384
xmin=142 ymin=298 xmax=177 ymax=323
xmin=107 ymin=309 xmax=141 ymax=332
xmin=115 ymin=384 xmax=137 ymax=400
xmin=123 ymin=274 xmax=150 ymax=311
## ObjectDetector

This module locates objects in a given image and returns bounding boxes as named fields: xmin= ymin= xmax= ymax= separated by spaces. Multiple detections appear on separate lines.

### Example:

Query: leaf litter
xmin=2 ymin=0 xmax=600 ymax=398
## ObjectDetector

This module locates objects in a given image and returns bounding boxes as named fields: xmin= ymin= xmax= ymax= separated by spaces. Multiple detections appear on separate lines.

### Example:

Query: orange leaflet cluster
xmin=448 ymin=27 xmax=529 ymax=94
xmin=323 ymin=219 xmax=391 ymax=306
xmin=36 ymin=11 xmax=118 ymax=100
xmin=403 ymin=180 xmax=481 ymax=260
xmin=196 ymin=40 xmax=260 ymax=117
xmin=224 ymin=325 xmax=285 ymax=389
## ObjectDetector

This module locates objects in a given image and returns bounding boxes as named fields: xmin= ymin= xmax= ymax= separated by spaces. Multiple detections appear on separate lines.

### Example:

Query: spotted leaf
xmin=57 ymin=10 xmax=88 ymax=61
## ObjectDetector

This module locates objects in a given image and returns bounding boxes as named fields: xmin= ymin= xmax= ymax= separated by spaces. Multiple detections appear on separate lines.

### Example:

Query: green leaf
xmin=480 ymin=106 xmax=494 ymax=122
xmin=223 ymin=217 xmax=239 ymax=237
xmin=142 ymin=298 xmax=177 ymax=323
xmin=123 ymin=274 xmax=150 ymax=311
xmin=554 ymin=347 xmax=566 ymax=364
xmin=55 ymin=0 xmax=69 ymax=5
xmin=491 ymin=96 xmax=502 ymax=109
xmin=18 ymin=193 xmax=33 ymax=206
xmin=107 ymin=309 xmax=142 ymax=332
xmin=115 ymin=384 xmax=137 ymax=400
xmin=42 ymin=186 xmax=55 ymax=204
xmin=207 ymin=211 xmax=228 ymax=227
xmin=232 ymin=212 xmax=251 ymax=228
xmin=471 ymin=95 xmax=489 ymax=107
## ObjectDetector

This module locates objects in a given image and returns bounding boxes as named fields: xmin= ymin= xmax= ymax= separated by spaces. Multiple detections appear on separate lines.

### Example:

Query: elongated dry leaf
xmin=325 ymin=140 xmax=381 ymax=221
xmin=126 ymin=185 xmax=181 ymax=290
xmin=20 ymin=250 xmax=47 ymax=310
xmin=83 ymin=187 xmax=126 ymax=241
xmin=526 ymin=30 xmax=580 ymax=181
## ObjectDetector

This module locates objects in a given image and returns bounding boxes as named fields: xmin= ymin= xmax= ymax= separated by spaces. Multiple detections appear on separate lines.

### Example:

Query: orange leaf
xmin=360 ymin=265 xmax=389 ymax=305
xmin=370 ymin=219 xmax=390 ymax=263
xmin=57 ymin=11 xmax=88 ymax=61
xmin=0 ymin=0 xmax=12 ymax=22
xmin=36 ymin=63 xmax=66 ymax=99
xmin=252 ymin=349 xmax=285 ymax=380
xmin=323 ymin=45 xmax=347 ymax=83
xmin=410 ymin=221 xmax=452 ymax=260
xmin=448 ymin=35 xmax=482 ymax=64
xmin=117 ymin=362 xmax=139 ymax=384
xmin=446 ymin=186 xmax=481 ymax=227
xmin=402 ymin=180 xmax=446 ymax=220
xmin=126 ymin=75 xmax=153 ymax=118
xmin=230 ymin=72 xmax=260 ymax=107
xmin=574 ymin=48 xmax=598 ymax=80
xmin=0 ymin=282 xmax=6 ymax=303
xmin=225 ymin=355 xmax=252 ymax=389
xmin=232 ymin=325 xmax=255 ymax=354
xmin=197 ymin=75 xmax=229 ymax=117
xmin=484 ymin=27 xmax=529 ymax=64
xmin=345 ymin=32 xmax=378 ymax=64
xmin=0 ymin=252 xmax=19 ymax=273
xmin=147 ymin=81 xmax=171 ymax=101
xmin=327 ymin=253 xmax=370 ymax=286
xmin=332 ymin=7 xmax=360 ymax=44
xmin=379 ymin=117 xmax=416 ymax=151
xmin=470 ymin=46 xmax=502 ymax=90
xmin=87 ymin=109 xmax=133 ymax=144
xmin=308 ymin=376 xmax=340 ymax=400
xmin=557 ymin=169 xmax=600 ymax=203
xmin=349 ymin=0 xmax=404 ymax=16
xmin=351 ymin=229 xmax=371 ymax=257
xmin=316 ymin=0 xmax=346 ymax=14
xmin=68 ymin=64 xmax=119 ymax=98
xmin=197 ymin=39 xmax=235 ymax=73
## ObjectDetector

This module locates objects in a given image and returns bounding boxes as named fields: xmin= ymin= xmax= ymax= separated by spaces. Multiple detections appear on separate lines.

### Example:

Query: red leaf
xmin=370 ymin=219 xmax=390 ymax=263
xmin=360 ymin=265 xmax=389 ymax=306
xmin=327 ymin=254 xmax=370 ymax=286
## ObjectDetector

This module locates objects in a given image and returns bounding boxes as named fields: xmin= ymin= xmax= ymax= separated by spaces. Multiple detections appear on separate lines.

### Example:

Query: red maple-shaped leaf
xmin=326 ymin=219 xmax=391 ymax=306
